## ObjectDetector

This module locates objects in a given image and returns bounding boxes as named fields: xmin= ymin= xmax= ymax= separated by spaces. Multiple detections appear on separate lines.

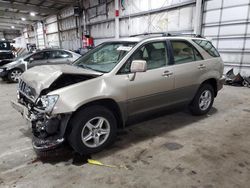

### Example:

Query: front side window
xmin=120 ymin=41 xmax=168 ymax=73
xmin=193 ymin=39 xmax=220 ymax=57
xmin=74 ymin=42 xmax=136 ymax=73
xmin=171 ymin=41 xmax=203 ymax=64
xmin=30 ymin=52 xmax=45 ymax=61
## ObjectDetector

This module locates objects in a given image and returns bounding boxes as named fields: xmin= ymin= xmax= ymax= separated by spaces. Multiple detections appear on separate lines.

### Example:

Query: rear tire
xmin=8 ymin=69 xmax=23 ymax=83
xmin=67 ymin=105 xmax=117 ymax=154
xmin=189 ymin=84 xmax=214 ymax=116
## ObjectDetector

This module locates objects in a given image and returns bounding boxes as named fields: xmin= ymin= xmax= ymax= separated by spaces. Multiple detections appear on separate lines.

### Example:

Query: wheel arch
xmin=7 ymin=68 xmax=24 ymax=82
xmin=65 ymin=98 xmax=125 ymax=136
xmin=201 ymin=78 xmax=218 ymax=97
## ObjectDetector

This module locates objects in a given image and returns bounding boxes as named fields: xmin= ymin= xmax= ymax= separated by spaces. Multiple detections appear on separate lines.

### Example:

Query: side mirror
xmin=29 ymin=57 xmax=34 ymax=62
xmin=130 ymin=60 xmax=147 ymax=73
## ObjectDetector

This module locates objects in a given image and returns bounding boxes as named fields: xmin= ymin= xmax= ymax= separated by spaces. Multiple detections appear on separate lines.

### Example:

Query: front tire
xmin=8 ymin=69 xmax=23 ymax=83
xmin=189 ymin=84 xmax=214 ymax=116
xmin=67 ymin=105 xmax=117 ymax=154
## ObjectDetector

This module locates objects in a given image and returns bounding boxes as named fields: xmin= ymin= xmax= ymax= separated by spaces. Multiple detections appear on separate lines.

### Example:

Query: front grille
xmin=19 ymin=79 xmax=26 ymax=91
xmin=19 ymin=79 xmax=36 ymax=101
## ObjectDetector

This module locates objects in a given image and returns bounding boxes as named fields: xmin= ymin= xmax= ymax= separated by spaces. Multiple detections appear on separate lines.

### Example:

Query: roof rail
xmin=129 ymin=32 xmax=167 ymax=37
xmin=167 ymin=33 xmax=205 ymax=38
xmin=129 ymin=32 xmax=204 ymax=38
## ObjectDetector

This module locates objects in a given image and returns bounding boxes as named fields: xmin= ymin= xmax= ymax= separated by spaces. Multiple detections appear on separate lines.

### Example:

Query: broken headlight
xmin=39 ymin=95 xmax=59 ymax=113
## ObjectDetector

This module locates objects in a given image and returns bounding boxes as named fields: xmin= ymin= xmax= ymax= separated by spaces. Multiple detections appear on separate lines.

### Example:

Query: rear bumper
xmin=217 ymin=76 xmax=226 ymax=91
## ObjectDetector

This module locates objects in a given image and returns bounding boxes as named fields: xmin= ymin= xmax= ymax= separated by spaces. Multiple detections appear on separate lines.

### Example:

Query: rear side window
xmin=62 ymin=51 xmax=73 ymax=58
xmin=193 ymin=40 xmax=220 ymax=57
xmin=171 ymin=41 xmax=203 ymax=65
xmin=50 ymin=50 xmax=72 ymax=59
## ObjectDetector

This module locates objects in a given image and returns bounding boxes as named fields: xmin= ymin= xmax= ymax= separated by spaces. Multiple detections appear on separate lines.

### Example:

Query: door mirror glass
xmin=130 ymin=60 xmax=147 ymax=73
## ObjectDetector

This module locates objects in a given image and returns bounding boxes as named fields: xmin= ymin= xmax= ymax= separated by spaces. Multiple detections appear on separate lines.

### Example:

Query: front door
xmin=125 ymin=41 xmax=175 ymax=116
xmin=27 ymin=51 xmax=49 ymax=68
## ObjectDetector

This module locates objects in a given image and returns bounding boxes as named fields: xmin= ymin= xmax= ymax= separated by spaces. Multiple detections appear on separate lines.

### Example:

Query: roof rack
xmin=168 ymin=33 xmax=205 ymax=38
xmin=130 ymin=32 xmax=204 ymax=38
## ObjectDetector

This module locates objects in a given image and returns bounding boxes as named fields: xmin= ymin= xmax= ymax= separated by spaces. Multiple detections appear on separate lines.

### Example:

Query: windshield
xmin=0 ymin=42 xmax=11 ymax=50
xmin=74 ymin=42 xmax=136 ymax=73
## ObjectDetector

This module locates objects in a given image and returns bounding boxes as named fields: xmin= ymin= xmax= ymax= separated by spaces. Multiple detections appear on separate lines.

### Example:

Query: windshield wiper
xmin=78 ymin=64 xmax=106 ymax=73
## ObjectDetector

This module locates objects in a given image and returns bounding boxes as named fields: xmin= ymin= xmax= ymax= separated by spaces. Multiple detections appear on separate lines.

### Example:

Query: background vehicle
xmin=0 ymin=49 xmax=81 ymax=82
xmin=12 ymin=34 xmax=225 ymax=154
xmin=0 ymin=41 xmax=15 ymax=67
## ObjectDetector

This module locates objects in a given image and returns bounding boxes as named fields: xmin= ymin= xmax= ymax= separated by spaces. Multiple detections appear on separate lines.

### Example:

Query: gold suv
xmin=12 ymin=34 xmax=225 ymax=154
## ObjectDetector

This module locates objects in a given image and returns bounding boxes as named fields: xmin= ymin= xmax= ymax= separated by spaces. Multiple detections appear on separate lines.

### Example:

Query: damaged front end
xmin=12 ymin=81 xmax=72 ymax=151
xmin=12 ymin=70 xmax=100 ymax=151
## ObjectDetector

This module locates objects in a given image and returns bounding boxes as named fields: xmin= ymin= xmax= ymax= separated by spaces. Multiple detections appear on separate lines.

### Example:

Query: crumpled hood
xmin=21 ymin=64 xmax=102 ymax=97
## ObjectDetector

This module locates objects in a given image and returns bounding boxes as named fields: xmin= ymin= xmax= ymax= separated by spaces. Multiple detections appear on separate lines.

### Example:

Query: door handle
xmin=198 ymin=64 xmax=206 ymax=70
xmin=162 ymin=70 xmax=173 ymax=77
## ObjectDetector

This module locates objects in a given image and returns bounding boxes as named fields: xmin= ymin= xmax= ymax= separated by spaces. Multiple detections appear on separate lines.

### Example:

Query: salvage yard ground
xmin=0 ymin=81 xmax=250 ymax=188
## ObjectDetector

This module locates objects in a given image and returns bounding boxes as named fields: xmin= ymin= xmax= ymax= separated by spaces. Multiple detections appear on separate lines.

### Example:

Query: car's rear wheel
xmin=67 ymin=105 xmax=117 ymax=154
xmin=189 ymin=84 xmax=214 ymax=116
xmin=8 ymin=69 xmax=23 ymax=83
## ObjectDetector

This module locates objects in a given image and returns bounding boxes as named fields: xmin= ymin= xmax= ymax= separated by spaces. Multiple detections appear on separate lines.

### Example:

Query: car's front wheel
xmin=67 ymin=105 xmax=117 ymax=154
xmin=8 ymin=69 xmax=23 ymax=83
xmin=189 ymin=84 xmax=214 ymax=116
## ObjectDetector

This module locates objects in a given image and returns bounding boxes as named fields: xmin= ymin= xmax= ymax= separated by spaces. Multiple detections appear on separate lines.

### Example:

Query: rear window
xmin=193 ymin=40 xmax=220 ymax=57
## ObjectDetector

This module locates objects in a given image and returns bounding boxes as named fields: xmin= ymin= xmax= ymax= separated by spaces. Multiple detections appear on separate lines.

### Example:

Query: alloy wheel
xmin=199 ymin=90 xmax=212 ymax=111
xmin=10 ymin=70 xmax=22 ymax=82
xmin=81 ymin=117 xmax=110 ymax=148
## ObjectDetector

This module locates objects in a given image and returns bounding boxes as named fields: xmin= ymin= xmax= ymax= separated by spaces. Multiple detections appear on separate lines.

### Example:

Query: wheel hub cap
xmin=199 ymin=90 xmax=212 ymax=111
xmin=10 ymin=70 xmax=22 ymax=82
xmin=81 ymin=117 xmax=110 ymax=148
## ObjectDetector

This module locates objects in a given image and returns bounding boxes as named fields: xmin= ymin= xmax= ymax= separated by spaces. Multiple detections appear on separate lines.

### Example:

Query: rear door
xmin=192 ymin=39 xmax=222 ymax=75
xmin=167 ymin=39 xmax=205 ymax=103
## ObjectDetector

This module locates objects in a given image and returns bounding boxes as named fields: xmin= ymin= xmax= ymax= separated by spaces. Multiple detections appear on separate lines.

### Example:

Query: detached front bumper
xmin=11 ymin=100 xmax=66 ymax=151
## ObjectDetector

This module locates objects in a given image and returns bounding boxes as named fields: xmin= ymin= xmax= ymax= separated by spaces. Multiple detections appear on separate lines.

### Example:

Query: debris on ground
xmin=87 ymin=159 xmax=128 ymax=169
xmin=225 ymin=68 xmax=250 ymax=88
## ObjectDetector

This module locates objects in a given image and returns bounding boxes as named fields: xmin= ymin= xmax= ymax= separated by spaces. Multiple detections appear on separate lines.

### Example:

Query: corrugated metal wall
xmin=24 ymin=26 xmax=36 ymax=45
xmin=20 ymin=0 xmax=250 ymax=75
xmin=0 ymin=31 xmax=20 ymax=41
xmin=0 ymin=32 xmax=4 ymax=39
xmin=46 ymin=15 xmax=60 ymax=48
xmin=84 ymin=0 xmax=196 ymax=45
xmin=59 ymin=7 xmax=80 ymax=50
xmin=36 ymin=22 xmax=45 ymax=49
xmin=202 ymin=0 xmax=250 ymax=76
